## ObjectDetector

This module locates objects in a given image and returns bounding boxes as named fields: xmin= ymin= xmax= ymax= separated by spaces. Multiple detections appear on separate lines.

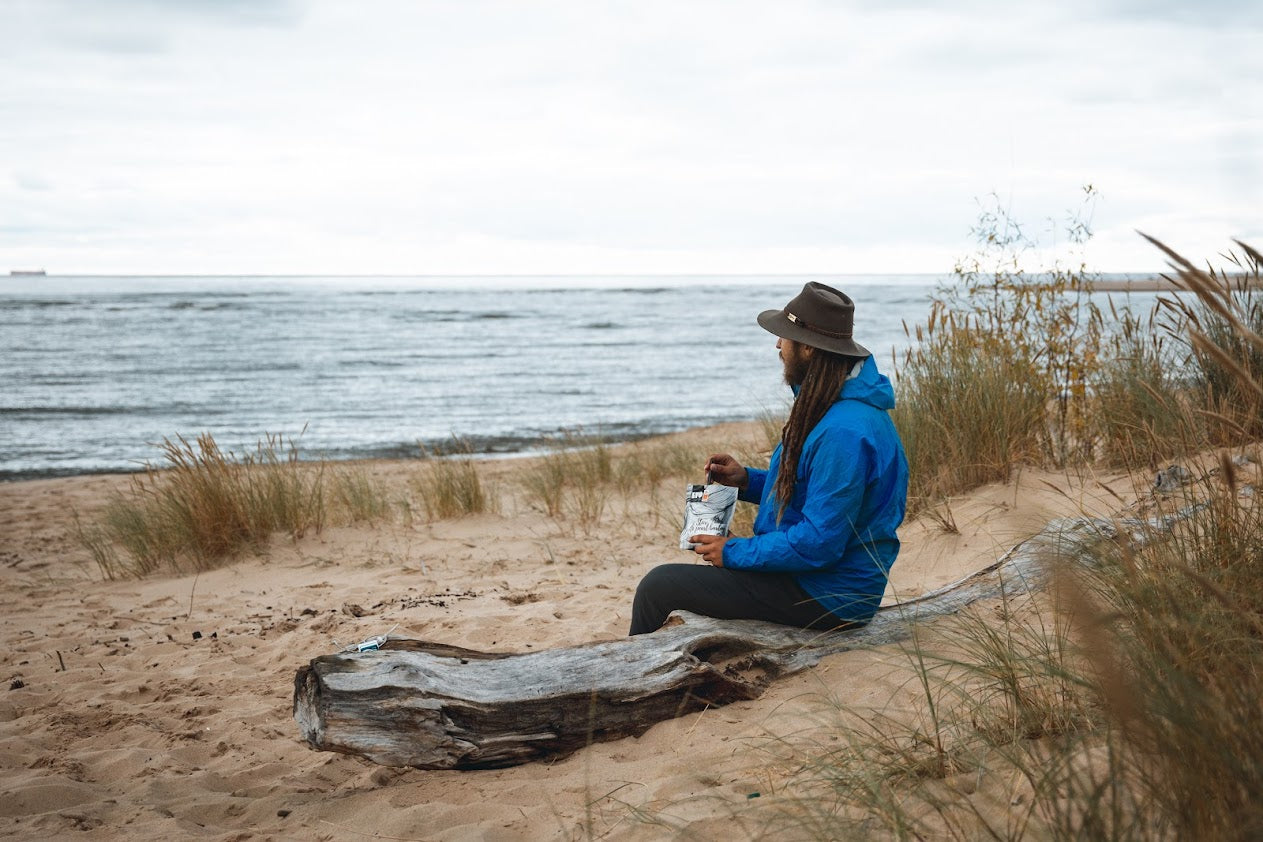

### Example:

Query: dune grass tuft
xmin=521 ymin=433 xmax=717 ymax=532
xmin=414 ymin=439 xmax=494 ymax=520
xmin=518 ymin=433 xmax=611 ymax=524
xmin=83 ymin=433 xmax=329 ymax=577
xmin=333 ymin=464 xmax=393 ymax=523
xmin=892 ymin=312 xmax=1049 ymax=511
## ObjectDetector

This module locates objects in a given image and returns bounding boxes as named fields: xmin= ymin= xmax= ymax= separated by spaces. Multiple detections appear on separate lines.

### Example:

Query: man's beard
xmin=782 ymin=348 xmax=811 ymax=387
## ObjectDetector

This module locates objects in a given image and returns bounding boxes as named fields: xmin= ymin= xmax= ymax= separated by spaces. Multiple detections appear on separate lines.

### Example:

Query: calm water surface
xmin=0 ymin=274 xmax=944 ymax=479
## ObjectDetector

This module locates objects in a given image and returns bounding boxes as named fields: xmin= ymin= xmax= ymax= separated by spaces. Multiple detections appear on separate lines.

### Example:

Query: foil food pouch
xmin=680 ymin=483 xmax=738 ymax=550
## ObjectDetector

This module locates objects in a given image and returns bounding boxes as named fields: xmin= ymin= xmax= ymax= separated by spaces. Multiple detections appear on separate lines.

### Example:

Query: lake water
xmin=4 ymin=273 xmax=1166 ymax=481
xmin=1 ymin=274 xmax=952 ymax=480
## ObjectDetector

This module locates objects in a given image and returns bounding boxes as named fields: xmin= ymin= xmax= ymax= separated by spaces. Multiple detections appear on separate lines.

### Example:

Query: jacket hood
xmin=840 ymin=355 xmax=896 ymax=410
xmin=789 ymin=355 xmax=896 ymax=411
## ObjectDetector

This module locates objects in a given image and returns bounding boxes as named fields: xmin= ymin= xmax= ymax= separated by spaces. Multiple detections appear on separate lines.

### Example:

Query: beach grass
xmin=86 ymin=434 xmax=323 ymax=576
xmin=519 ymin=432 xmax=766 ymax=534
xmin=333 ymin=464 xmax=393 ymax=523
xmin=414 ymin=439 xmax=495 ymax=520
xmin=517 ymin=434 xmax=613 ymax=526
xmin=892 ymin=310 xmax=1049 ymax=512
xmin=1091 ymin=303 xmax=1193 ymax=467
xmin=867 ymin=238 xmax=1262 ymax=839
xmin=76 ymin=433 xmax=394 ymax=577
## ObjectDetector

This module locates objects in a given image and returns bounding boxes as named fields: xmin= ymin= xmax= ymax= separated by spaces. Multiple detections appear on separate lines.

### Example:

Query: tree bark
xmin=292 ymin=514 xmax=1140 ymax=770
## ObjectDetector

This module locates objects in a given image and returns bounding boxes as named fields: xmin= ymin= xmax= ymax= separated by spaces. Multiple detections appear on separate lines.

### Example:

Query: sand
xmin=0 ymin=422 xmax=1148 ymax=841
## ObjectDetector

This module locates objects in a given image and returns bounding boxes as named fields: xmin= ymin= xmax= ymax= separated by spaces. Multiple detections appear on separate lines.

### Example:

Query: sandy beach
xmin=0 ymin=421 xmax=1159 ymax=840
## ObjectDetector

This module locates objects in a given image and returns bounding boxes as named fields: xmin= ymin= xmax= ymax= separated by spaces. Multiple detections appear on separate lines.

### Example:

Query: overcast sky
xmin=1 ymin=0 xmax=1259 ymax=275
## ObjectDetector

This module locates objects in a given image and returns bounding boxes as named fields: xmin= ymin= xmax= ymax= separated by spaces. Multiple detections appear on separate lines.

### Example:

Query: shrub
xmin=893 ymin=309 xmax=1048 ymax=509
xmin=894 ymin=189 xmax=1107 ymax=510
xmin=1092 ymin=303 xmax=1195 ymax=467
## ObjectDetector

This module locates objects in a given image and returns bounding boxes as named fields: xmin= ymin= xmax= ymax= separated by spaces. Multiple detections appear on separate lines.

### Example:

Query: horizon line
xmin=7 ymin=269 xmax=1165 ymax=279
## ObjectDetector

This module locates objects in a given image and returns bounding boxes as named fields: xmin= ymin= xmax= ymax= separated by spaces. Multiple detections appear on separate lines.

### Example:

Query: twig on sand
xmin=111 ymin=614 xmax=169 ymax=628
xmin=187 ymin=571 xmax=199 ymax=621
xmin=686 ymin=703 xmax=712 ymax=737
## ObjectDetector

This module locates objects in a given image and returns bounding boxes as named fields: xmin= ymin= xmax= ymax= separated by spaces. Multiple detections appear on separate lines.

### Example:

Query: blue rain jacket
xmin=723 ymin=355 xmax=909 ymax=625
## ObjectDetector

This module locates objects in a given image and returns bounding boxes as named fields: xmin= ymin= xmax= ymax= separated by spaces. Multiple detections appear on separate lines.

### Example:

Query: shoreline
xmin=0 ymin=419 xmax=769 ymax=488
xmin=0 ymin=423 xmax=749 ymax=485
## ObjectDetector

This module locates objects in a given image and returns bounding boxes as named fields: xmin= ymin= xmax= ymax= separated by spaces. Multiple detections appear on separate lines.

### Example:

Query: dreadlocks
xmin=774 ymin=347 xmax=863 ymax=518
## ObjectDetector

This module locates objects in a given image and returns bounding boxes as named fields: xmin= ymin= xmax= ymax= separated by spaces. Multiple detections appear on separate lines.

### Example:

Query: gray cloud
xmin=5 ymin=0 xmax=303 ymax=56
xmin=1097 ymin=0 xmax=1263 ymax=28
xmin=0 ymin=0 xmax=1255 ymax=273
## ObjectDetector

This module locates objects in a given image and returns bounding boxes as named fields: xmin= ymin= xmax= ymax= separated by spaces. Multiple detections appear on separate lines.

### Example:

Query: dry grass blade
xmin=926 ymin=497 xmax=959 ymax=534
xmin=1233 ymin=238 xmax=1263 ymax=268
xmin=1139 ymin=230 xmax=1201 ymax=277
xmin=1190 ymin=330 xmax=1263 ymax=400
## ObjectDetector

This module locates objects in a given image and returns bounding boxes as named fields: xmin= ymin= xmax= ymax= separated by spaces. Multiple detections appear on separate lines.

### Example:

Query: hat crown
xmin=785 ymin=282 xmax=854 ymax=339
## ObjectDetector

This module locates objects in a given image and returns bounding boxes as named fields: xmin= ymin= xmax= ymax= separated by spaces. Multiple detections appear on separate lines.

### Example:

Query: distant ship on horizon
xmin=10 ymin=269 xmax=47 ymax=276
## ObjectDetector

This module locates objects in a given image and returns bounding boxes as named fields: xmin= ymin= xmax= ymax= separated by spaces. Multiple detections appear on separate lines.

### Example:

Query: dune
xmin=0 ymin=421 xmax=1160 ymax=840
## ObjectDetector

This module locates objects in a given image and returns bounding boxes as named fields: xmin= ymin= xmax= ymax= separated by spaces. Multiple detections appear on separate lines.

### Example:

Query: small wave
xmin=168 ymin=300 xmax=245 ymax=311
xmin=25 ymin=377 xmax=92 ymax=386
xmin=337 ymin=359 xmax=404 ymax=369
xmin=392 ymin=309 xmax=476 ymax=322
xmin=0 ymin=299 xmax=76 ymax=308
xmin=393 ymin=309 xmax=522 ymax=323
xmin=0 ymin=405 xmax=139 ymax=417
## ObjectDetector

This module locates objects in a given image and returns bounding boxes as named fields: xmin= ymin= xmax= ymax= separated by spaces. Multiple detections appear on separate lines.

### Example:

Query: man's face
xmin=777 ymin=337 xmax=812 ymax=386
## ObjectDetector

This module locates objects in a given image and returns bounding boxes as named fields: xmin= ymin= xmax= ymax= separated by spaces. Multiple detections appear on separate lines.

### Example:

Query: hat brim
xmin=757 ymin=309 xmax=870 ymax=358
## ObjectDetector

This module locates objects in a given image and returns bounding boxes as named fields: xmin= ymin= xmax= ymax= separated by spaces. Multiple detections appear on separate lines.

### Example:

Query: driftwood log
xmin=293 ymin=513 xmax=1180 ymax=770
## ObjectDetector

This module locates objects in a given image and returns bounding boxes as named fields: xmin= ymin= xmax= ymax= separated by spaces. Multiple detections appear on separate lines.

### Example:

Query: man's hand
xmin=704 ymin=453 xmax=748 ymax=490
xmin=689 ymin=534 xmax=728 ymax=567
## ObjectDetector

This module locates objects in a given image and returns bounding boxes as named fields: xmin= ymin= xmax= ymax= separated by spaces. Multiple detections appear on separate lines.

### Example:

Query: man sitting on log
xmin=630 ymin=282 xmax=910 ymax=635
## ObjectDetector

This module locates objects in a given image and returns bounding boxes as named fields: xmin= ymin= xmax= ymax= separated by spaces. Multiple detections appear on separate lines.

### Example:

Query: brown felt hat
xmin=757 ymin=281 xmax=871 ymax=357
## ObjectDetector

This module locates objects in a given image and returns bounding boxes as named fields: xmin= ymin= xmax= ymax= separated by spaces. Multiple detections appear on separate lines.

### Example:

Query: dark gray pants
xmin=628 ymin=563 xmax=857 ymax=635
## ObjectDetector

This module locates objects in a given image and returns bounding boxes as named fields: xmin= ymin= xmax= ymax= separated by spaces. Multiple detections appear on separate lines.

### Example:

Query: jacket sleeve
xmin=723 ymin=432 xmax=867 ymax=573
xmin=738 ymin=467 xmax=767 ymax=504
